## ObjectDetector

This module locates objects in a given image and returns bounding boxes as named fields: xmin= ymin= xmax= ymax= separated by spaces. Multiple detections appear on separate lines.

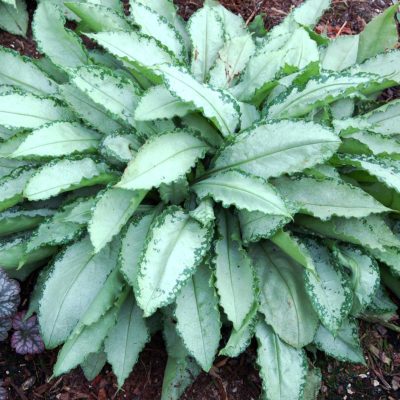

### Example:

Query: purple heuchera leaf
xmin=11 ymin=312 xmax=44 ymax=355
xmin=0 ymin=269 xmax=20 ymax=319
xmin=0 ymin=381 xmax=7 ymax=400
xmin=0 ymin=317 xmax=12 ymax=341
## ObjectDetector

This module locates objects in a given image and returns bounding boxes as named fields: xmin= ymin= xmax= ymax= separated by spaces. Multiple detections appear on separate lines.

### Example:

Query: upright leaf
xmin=136 ymin=206 xmax=211 ymax=316
xmin=155 ymin=64 xmax=240 ymax=136
xmin=188 ymin=3 xmax=224 ymax=82
xmin=33 ymin=2 xmax=89 ymax=68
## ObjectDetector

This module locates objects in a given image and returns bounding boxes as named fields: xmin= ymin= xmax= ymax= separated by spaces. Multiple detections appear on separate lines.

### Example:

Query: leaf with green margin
xmin=65 ymin=2 xmax=131 ymax=33
xmin=210 ymin=119 xmax=340 ymax=180
xmin=189 ymin=198 xmax=215 ymax=227
xmin=0 ymin=132 xmax=27 ymax=158
xmin=0 ymin=92 xmax=75 ymax=130
xmin=89 ymin=187 xmax=147 ymax=253
xmin=26 ymin=264 xmax=52 ymax=319
xmin=357 ymin=4 xmax=399 ymax=63
xmin=80 ymin=350 xmax=107 ymax=381
xmin=39 ymin=237 xmax=120 ymax=348
xmin=208 ymin=34 xmax=255 ymax=89
xmin=175 ymin=264 xmax=221 ymax=372
xmin=130 ymin=1 xmax=186 ymax=62
xmin=136 ymin=206 xmax=211 ymax=316
xmin=193 ymin=170 xmax=290 ymax=217
xmin=270 ymin=230 xmax=316 ymax=273
xmin=297 ymin=214 xmax=400 ymax=252
xmin=0 ymin=232 xmax=55 ymax=279
xmin=335 ymin=99 xmax=400 ymax=136
xmin=266 ymin=72 xmax=392 ymax=120
xmin=0 ymin=0 xmax=28 ymax=37
xmin=188 ymin=3 xmax=224 ymax=82
xmin=154 ymin=64 xmax=240 ymax=137
xmin=119 ymin=206 xmax=161 ymax=292
xmin=160 ymin=178 xmax=189 ymax=205
xmin=303 ymin=368 xmax=322 ymax=400
xmin=11 ymin=122 xmax=101 ymax=160
xmin=250 ymin=242 xmax=318 ymax=348
xmin=100 ymin=132 xmax=140 ymax=166
xmin=33 ymin=1 xmax=89 ymax=68
xmin=70 ymin=65 xmax=141 ymax=127
xmin=26 ymin=197 xmax=95 ymax=252
xmin=369 ymin=246 xmax=400 ymax=278
xmin=332 ymin=245 xmax=380 ymax=315
xmin=117 ymin=130 xmax=209 ymax=191
xmin=59 ymin=84 xmax=126 ymax=135
xmin=273 ymin=175 xmax=389 ymax=220
xmin=255 ymin=320 xmax=307 ymax=400
xmin=219 ymin=301 xmax=258 ymax=357
xmin=104 ymin=292 xmax=149 ymax=388
xmin=0 ymin=47 xmax=57 ymax=95
xmin=314 ymin=318 xmax=365 ymax=364
xmin=135 ymin=85 xmax=195 ymax=121
xmin=87 ymin=31 xmax=177 ymax=71
xmin=214 ymin=209 xmax=255 ymax=330
xmin=0 ymin=208 xmax=54 ymax=237
xmin=302 ymin=239 xmax=353 ymax=333
xmin=239 ymin=210 xmax=290 ymax=244
xmin=24 ymin=158 xmax=118 ymax=201
xmin=0 ymin=168 xmax=36 ymax=212
xmin=334 ymin=154 xmax=400 ymax=195
xmin=53 ymin=304 xmax=118 ymax=377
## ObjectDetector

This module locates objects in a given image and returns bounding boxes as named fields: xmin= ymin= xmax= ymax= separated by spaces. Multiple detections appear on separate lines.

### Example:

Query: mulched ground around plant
xmin=0 ymin=0 xmax=400 ymax=399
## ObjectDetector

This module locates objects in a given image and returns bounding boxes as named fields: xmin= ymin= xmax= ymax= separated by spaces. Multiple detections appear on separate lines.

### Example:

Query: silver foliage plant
xmin=0 ymin=0 xmax=400 ymax=398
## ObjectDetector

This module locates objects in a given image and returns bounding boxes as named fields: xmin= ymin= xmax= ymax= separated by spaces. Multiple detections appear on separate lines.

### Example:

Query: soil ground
xmin=0 ymin=1 xmax=400 ymax=399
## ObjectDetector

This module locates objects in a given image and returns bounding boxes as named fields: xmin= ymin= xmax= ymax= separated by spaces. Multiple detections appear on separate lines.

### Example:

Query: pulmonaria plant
xmin=0 ymin=0 xmax=400 ymax=398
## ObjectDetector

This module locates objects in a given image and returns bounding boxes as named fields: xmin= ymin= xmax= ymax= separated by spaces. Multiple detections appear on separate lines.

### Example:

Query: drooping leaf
xmin=136 ymin=206 xmax=211 ymax=316
xmin=314 ymin=318 xmax=365 ymax=364
xmin=24 ymin=158 xmax=118 ymax=201
xmin=175 ymin=264 xmax=221 ymax=371
xmin=117 ymin=130 xmax=209 ymax=191
xmin=39 ymin=237 xmax=119 ymax=348
xmin=104 ymin=292 xmax=149 ymax=388
xmin=302 ymin=239 xmax=353 ymax=333
xmin=255 ymin=320 xmax=307 ymax=400
xmin=250 ymin=242 xmax=319 ymax=348
xmin=214 ymin=209 xmax=255 ymax=330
